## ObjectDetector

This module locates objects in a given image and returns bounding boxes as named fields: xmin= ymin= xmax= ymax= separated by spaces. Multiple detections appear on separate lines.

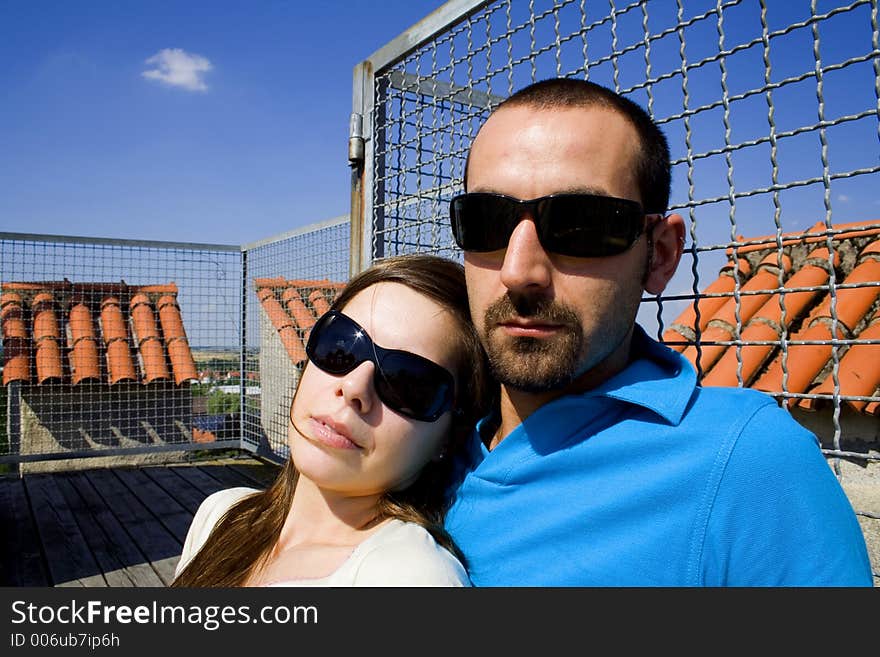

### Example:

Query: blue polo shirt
xmin=445 ymin=326 xmax=873 ymax=586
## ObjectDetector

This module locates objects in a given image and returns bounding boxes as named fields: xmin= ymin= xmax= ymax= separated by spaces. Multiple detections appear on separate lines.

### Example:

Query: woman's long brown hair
xmin=172 ymin=254 xmax=492 ymax=587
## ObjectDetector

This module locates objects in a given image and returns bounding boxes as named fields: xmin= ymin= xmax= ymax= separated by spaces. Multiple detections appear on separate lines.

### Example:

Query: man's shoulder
xmin=689 ymin=383 xmax=799 ymax=418
xmin=690 ymin=383 xmax=780 ymax=408
xmin=685 ymin=384 xmax=820 ymax=454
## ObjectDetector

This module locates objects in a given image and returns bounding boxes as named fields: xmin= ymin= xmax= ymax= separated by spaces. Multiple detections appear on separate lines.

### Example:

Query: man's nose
xmin=338 ymin=360 xmax=376 ymax=416
xmin=499 ymin=217 xmax=553 ymax=293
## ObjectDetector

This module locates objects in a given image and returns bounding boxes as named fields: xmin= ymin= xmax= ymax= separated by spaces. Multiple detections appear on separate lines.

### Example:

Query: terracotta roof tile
xmin=281 ymin=287 xmax=317 ymax=331
xmin=130 ymin=292 xmax=171 ymax=383
xmin=32 ymin=292 xmax=63 ymax=384
xmin=753 ymin=238 xmax=880 ymax=402
xmin=681 ymin=253 xmax=791 ymax=374
xmin=799 ymin=306 xmax=880 ymax=412
xmin=0 ymin=281 xmax=197 ymax=387
xmin=157 ymin=295 xmax=199 ymax=384
xmin=700 ymin=246 xmax=835 ymax=388
xmin=254 ymin=278 xmax=345 ymax=367
xmin=0 ymin=292 xmax=30 ymax=384
xmin=662 ymin=258 xmax=751 ymax=352
xmin=665 ymin=221 xmax=880 ymax=415
xmin=68 ymin=301 xmax=101 ymax=384
xmin=308 ymin=289 xmax=332 ymax=317
xmin=191 ymin=428 xmax=217 ymax=443
xmin=100 ymin=296 xmax=137 ymax=384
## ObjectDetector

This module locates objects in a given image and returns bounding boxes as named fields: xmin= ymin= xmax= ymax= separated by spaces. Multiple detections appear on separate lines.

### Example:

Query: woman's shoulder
xmin=176 ymin=486 xmax=261 ymax=577
xmin=198 ymin=486 xmax=261 ymax=515
xmin=192 ymin=487 xmax=261 ymax=535
xmin=350 ymin=519 xmax=471 ymax=587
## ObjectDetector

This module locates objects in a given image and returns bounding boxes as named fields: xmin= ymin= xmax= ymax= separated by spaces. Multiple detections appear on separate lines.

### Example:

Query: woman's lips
xmin=308 ymin=417 xmax=360 ymax=450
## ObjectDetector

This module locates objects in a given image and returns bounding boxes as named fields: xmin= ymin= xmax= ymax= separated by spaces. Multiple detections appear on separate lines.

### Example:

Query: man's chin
xmin=484 ymin=330 xmax=583 ymax=392
xmin=497 ymin=374 xmax=575 ymax=394
xmin=488 ymin=352 xmax=579 ymax=393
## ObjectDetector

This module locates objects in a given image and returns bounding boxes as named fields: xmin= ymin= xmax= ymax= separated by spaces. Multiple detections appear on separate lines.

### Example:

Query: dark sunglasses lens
xmin=306 ymin=311 xmax=452 ymax=422
xmin=452 ymin=193 xmax=645 ymax=257
xmin=541 ymin=196 xmax=644 ymax=257
xmin=451 ymin=194 xmax=518 ymax=252
xmin=375 ymin=351 xmax=453 ymax=421
xmin=306 ymin=313 xmax=366 ymax=374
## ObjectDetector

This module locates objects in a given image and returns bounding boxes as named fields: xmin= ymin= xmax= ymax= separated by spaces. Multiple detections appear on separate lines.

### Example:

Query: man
xmin=444 ymin=77 xmax=872 ymax=586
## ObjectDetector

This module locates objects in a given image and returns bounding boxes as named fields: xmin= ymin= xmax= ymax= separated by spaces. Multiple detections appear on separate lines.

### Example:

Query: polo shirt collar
xmin=469 ymin=324 xmax=697 ymax=461
xmin=589 ymin=324 xmax=695 ymax=425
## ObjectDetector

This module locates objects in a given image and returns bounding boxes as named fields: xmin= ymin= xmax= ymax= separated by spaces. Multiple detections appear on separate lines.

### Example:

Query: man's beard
xmin=482 ymin=293 xmax=584 ymax=393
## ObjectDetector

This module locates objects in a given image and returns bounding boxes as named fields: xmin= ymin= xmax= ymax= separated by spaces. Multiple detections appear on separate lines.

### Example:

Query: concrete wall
xmin=8 ymin=382 xmax=193 ymax=473
xmin=791 ymin=407 xmax=880 ymax=586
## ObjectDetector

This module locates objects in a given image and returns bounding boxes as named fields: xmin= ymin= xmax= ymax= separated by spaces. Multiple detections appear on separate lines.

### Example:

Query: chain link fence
xmin=1 ymin=218 xmax=350 ymax=468
xmin=350 ymin=0 xmax=880 ymax=461
xmin=350 ymin=0 xmax=879 ymax=581
xmin=242 ymin=217 xmax=350 ymax=458
xmin=0 ymin=233 xmax=243 ymax=469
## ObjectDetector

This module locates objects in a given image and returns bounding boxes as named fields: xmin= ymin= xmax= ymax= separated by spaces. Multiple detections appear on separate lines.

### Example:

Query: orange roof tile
xmin=1 ymin=292 xmax=30 ymax=384
xmin=32 ymin=291 xmax=63 ymax=384
xmin=69 ymin=301 xmax=101 ymax=384
xmin=130 ymin=292 xmax=171 ymax=383
xmin=666 ymin=220 xmax=880 ymax=415
xmin=662 ymin=257 xmax=751 ymax=352
xmin=799 ymin=306 xmax=880 ymax=413
xmin=101 ymin=296 xmax=137 ymax=385
xmin=157 ymin=295 xmax=199 ymax=384
xmin=0 ymin=280 xmax=198 ymax=387
xmin=681 ymin=252 xmax=792 ymax=374
xmin=254 ymin=277 xmax=345 ymax=367
xmin=191 ymin=428 xmax=217 ymax=443
xmin=700 ymin=246 xmax=836 ymax=388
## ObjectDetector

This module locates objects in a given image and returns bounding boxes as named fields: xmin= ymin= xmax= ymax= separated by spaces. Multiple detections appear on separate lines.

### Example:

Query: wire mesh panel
xmin=0 ymin=233 xmax=243 ymax=468
xmin=357 ymin=0 xmax=880 ymax=463
xmin=241 ymin=217 xmax=350 ymax=459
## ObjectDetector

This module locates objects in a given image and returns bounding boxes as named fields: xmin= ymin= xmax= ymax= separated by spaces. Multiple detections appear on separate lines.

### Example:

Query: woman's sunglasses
xmin=303 ymin=310 xmax=455 ymax=422
xmin=450 ymin=192 xmax=660 ymax=258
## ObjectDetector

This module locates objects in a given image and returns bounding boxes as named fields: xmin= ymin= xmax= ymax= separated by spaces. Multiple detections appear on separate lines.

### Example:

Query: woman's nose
xmin=338 ymin=360 xmax=377 ymax=415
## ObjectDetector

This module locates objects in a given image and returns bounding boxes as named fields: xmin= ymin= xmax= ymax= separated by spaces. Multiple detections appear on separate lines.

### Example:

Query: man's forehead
xmin=470 ymin=103 xmax=638 ymax=163
xmin=466 ymin=103 xmax=641 ymax=201
xmin=478 ymin=102 xmax=622 ymax=133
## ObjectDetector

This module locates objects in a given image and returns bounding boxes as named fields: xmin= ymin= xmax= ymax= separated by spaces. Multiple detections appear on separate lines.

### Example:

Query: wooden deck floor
xmin=0 ymin=455 xmax=281 ymax=587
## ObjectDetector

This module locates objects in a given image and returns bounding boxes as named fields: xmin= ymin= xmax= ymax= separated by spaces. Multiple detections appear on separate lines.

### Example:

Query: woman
xmin=172 ymin=254 xmax=492 ymax=586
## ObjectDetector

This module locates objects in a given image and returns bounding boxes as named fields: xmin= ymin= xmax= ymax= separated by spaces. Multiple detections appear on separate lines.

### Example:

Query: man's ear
xmin=645 ymin=213 xmax=686 ymax=295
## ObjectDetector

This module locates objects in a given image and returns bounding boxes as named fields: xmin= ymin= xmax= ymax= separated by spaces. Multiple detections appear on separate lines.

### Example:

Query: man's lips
xmin=496 ymin=320 xmax=565 ymax=338
xmin=308 ymin=416 xmax=361 ymax=450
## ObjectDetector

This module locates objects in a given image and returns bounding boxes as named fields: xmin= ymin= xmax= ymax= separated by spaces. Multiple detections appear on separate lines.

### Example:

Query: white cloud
xmin=142 ymin=48 xmax=212 ymax=92
xmin=837 ymin=194 xmax=851 ymax=203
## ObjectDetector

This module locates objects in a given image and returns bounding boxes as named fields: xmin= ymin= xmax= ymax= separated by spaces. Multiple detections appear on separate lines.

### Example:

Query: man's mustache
xmin=483 ymin=293 xmax=580 ymax=328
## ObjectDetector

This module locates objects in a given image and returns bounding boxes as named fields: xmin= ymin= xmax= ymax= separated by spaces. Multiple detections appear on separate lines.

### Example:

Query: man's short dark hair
xmin=465 ymin=78 xmax=672 ymax=214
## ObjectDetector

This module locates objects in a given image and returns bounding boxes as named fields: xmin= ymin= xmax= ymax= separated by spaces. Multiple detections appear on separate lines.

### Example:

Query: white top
xmin=175 ymin=487 xmax=471 ymax=587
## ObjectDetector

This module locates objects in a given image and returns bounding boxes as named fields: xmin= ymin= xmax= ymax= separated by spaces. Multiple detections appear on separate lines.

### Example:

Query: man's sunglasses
xmin=303 ymin=310 xmax=455 ymax=422
xmin=450 ymin=192 xmax=659 ymax=258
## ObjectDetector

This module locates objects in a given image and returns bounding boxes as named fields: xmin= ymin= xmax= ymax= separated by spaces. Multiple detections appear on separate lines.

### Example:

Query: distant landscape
xmin=191 ymin=347 xmax=258 ymax=377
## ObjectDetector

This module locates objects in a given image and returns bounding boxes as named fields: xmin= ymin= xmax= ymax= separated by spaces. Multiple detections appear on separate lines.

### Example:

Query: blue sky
xmin=0 ymin=0 xmax=445 ymax=245
xmin=2 ymin=0 xmax=876 ymax=252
